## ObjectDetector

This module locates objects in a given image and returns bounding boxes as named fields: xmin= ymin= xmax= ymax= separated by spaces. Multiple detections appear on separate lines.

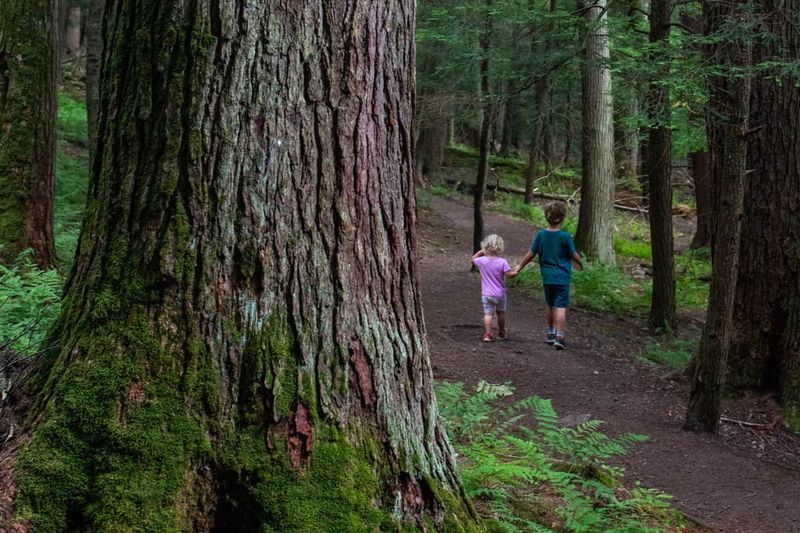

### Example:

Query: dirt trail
xmin=420 ymin=196 xmax=800 ymax=533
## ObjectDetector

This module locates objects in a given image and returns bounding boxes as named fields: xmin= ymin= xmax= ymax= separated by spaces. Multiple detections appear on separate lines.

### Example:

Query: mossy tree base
xmin=3 ymin=0 xmax=477 ymax=530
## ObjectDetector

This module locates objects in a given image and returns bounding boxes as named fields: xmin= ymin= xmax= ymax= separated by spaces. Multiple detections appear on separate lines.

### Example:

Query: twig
xmin=720 ymin=417 xmax=768 ymax=428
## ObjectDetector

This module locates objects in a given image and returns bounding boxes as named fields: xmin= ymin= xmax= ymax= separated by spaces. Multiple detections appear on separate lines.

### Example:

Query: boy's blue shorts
xmin=543 ymin=284 xmax=570 ymax=308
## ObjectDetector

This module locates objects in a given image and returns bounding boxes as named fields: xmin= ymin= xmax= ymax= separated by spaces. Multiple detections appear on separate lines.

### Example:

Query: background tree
xmin=574 ymin=0 xmax=616 ymax=264
xmin=6 ymin=1 xmax=476 ymax=530
xmin=685 ymin=1 xmax=752 ymax=433
xmin=474 ymin=0 xmax=495 ymax=252
xmin=0 ymin=0 xmax=59 ymax=269
xmin=727 ymin=0 xmax=800 ymax=430
xmin=646 ymin=0 xmax=676 ymax=330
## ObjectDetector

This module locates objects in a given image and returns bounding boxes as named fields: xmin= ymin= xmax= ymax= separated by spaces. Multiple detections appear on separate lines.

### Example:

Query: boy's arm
xmin=513 ymin=251 xmax=535 ymax=274
xmin=571 ymin=252 xmax=584 ymax=271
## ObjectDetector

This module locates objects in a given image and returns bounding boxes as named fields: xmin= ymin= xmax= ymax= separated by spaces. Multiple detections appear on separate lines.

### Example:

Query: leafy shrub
xmin=436 ymin=381 xmax=684 ymax=532
xmin=0 ymin=252 xmax=61 ymax=354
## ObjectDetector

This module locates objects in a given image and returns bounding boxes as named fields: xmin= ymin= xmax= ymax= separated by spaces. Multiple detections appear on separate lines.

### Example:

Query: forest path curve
xmin=420 ymin=196 xmax=800 ymax=533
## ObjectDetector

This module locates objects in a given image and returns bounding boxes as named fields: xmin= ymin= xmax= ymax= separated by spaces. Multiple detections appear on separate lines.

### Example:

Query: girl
xmin=471 ymin=234 xmax=518 ymax=342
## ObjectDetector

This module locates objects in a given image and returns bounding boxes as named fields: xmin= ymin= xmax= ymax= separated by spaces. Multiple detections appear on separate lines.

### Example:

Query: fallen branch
xmin=720 ymin=417 xmax=768 ymax=428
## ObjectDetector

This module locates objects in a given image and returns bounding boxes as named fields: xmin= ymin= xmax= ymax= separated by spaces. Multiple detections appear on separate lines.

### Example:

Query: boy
xmin=471 ymin=234 xmax=518 ymax=342
xmin=512 ymin=201 xmax=583 ymax=350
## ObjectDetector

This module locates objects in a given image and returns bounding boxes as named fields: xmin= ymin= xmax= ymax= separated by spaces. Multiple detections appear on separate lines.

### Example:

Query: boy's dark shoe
xmin=546 ymin=333 xmax=556 ymax=345
xmin=553 ymin=337 xmax=566 ymax=350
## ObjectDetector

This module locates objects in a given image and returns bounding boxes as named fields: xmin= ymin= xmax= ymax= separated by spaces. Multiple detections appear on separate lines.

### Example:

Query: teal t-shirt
xmin=530 ymin=229 xmax=577 ymax=286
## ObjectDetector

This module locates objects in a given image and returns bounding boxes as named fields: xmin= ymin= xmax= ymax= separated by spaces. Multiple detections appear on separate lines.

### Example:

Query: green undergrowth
xmin=0 ymin=251 xmax=61 ymax=354
xmin=641 ymin=332 xmax=700 ymax=370
xmin=55 ymin=91 xmax=90 ymax=269
xmin=436 ymin=381 xmax=685 ymax=533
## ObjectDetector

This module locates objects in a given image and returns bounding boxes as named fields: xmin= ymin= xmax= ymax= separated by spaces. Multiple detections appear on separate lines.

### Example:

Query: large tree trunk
xmin=474 ymin=0 xmax=494 ymax=252
xmin=727 ymin=0 xmax=800 ymax=430
xmin=84 ymin=0 xmax=104 ymax=157
xmin=3 ymin=2 xmax=476 ymax=530
xmin=685 ymin=1 xmax=751 ymax=433
xmin=689 ymin=151 xmax=712 ymax=249
xmin=0 ymin=0 xmax=58 ymax=269
xmin=574 ymin=0 xmax=615 ymax=264
xmin=647 ymin=0 xmax=676 ymax=330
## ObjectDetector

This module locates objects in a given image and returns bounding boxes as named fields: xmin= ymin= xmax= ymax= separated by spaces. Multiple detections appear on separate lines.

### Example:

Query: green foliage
xmin=642 ymin=335 xmax=698 ymax=370
xmin=436 ymin=381 xmax=684 ymax=533
xmin=55 ymin=91 xmax=90 ymax=269
xmin=0 ymin=251 xmax=61 ymax=354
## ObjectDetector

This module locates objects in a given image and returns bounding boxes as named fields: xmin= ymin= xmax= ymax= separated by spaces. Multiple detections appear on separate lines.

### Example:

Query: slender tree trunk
xmin=685 ymin=1 xmax=752 ymax=433
xmin=499 ymin=80 xmax=518 ymax=156
xmin=3 ymin=2 xmax=476 ymax=530
xmin=689 ymin=151 xmax=712 ymax=249
xmin=85 ymin=0 xmax=104 ymax=157
xmin=524 ymin=0 xmax=557 ymax=204
xmin=563 ymin=79 xmax=575 ymax=166
xmin=618 ymin=0 xmax=648 ymax=181
xmin=474 ymin=0 xmax=494 ymax=252
xmin=575 ymin=0 xmax=615 ymax=264
xmin=524 ymin=77 xmax=549 ymax=203
xmin=728 ymin=0 xmax=800 ymax=430
xmin=647 ymin=0 xmax=676 ymax=330
xmin=0 ymin=0 xmax=58 ymax=269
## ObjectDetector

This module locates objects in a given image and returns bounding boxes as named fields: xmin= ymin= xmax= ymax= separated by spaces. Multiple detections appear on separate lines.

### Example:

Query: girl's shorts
xmin=481 ymin=295 xmax=507 ymax=314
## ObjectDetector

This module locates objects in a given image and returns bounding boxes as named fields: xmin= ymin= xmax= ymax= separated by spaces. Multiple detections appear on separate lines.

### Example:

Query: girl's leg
xmin=483 ymin=313 xmax=493 ymax=334
xmin=497 ymin=311 xmax=506 ymax=337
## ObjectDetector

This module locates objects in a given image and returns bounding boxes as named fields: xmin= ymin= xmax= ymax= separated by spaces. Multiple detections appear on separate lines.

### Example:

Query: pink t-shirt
xmin=473 ymin=256 xmax=511 ymax=298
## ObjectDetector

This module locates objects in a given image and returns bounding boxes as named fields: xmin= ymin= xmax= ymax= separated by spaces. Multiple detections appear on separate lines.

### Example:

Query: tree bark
xmin=647 ymin=0 xmax=676 ymax=330
xmin=685 ymin=1 xmax=751 ymax=433
xmin=727 ymin=0 xmax=800 ymax=430
xmin=574 ymin=0 xmax=616 ymax=264
xmin=4 ymin=1 xmax=476 ymax=530
xmin=689 ymin=151 xmax=712 ymax=249
xmin=85 ymin=0 xmax=104 ymax=157
xmin=0 ymin=0 xmax=58 ymax=269
xmin=616 ymin=0 xmax=648 ymax=180
xmin=474 ymin=0 xmax=494 ymax=252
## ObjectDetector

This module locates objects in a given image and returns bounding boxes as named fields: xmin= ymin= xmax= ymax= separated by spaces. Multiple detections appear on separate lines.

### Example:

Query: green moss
xmin=16 ymin=311 xmax=207 ymax=532
xmin=252 ymin=438 xmax=390 ymax=532
xmin=785 ymin=404 xmax=800 ymax=433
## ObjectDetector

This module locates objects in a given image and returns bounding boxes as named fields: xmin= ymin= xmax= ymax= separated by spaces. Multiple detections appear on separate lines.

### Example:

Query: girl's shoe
xmin=483 ymin=332 xmax=493 ymax=342
xmin=498 ymin=330 xmax=507 ymax=340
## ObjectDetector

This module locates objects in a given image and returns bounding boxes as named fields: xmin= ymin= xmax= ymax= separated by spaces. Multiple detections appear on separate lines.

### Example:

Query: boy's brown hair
xmin=544 ymin=200 xmax=567 ymax=226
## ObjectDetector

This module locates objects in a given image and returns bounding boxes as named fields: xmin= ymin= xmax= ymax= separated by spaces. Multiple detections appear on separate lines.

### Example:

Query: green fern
xmin=0 ymin=251 xmax=61 ymax=354
xmin=435 ymin=381 xmax=685 ymax=532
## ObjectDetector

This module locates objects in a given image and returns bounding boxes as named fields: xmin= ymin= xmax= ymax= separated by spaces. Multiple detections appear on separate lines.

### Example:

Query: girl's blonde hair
xmin=481 ymin=234 xmax=504 ymax=256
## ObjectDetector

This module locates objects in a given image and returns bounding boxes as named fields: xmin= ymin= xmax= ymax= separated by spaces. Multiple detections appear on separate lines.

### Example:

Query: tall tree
xmin=727 ymin=0 xmax=800 ymax=430
xmin=689 ymin=151 xmax=712 ymax=249
xmin=474 ymin=0 xmax=495 ymax=252
xmin=646 ymin=0 xmax=676 ymax=330
xmin=574 ymin=0 xmax=615 ymax=264
xmin=3 ymin=2 xmax=475 ymax=530
xmin=685 ymin=0 xmax=752 ymax=433
xmin=524 ymin=0 xmax=557 ymax=204
xmin=0 ymin=0 xmax=58 ymax=269
xmin=85 ymin=0 xmax=104 ymax=156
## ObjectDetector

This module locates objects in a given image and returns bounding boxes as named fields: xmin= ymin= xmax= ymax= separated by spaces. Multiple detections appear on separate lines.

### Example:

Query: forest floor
xmin=420 ymin=195 xmax=800 ymax=533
